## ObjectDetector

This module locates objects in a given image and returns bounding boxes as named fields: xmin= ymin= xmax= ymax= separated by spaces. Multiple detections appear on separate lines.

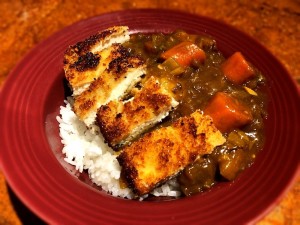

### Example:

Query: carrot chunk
xmin=221 ymin=52 xmax=255 ymax=85
xmin=160 ymin=41 xmax=206 ymax=67
xmin=204 ymin=92 xmax=253 ymax=133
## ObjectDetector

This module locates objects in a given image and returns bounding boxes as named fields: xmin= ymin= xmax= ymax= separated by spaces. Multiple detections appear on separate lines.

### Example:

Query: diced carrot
xmin=160 ymin=41 xmax=206 ymax=67
xmin=221 ymin=52 xmax=255 ymax=85
xmin=204 ymin=92 xmax=253 ymax=133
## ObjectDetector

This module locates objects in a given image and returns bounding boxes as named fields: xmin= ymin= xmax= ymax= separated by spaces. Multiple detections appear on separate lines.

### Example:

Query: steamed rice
xmin=56 ymin=98 xmax=181 ymax=199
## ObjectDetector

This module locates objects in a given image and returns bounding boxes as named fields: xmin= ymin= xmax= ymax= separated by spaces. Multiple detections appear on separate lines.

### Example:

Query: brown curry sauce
xmin=123 ymin=30 xmax=267 ymax=196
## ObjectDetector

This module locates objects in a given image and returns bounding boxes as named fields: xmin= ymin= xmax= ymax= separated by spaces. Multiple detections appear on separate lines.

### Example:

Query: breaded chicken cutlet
xmin=73 ymin=43 xmax=146 ymax=126
xmin=63 ymin=26 xmax=147 ymax=126
xmin=117 ymin=110 xmax=226 ymax=196
xmin=97 ymin=76 xmax=178 ymax=149
xmin=64 ymin=26 xmax=130 ymax=96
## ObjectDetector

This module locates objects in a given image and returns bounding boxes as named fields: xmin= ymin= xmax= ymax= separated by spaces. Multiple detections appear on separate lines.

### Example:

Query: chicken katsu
xmin=64 ymin=26 xmax=130 ymax=96
xmin=72 ymin=43 xmax=146 ymax=126
xmin=117 ymin=110 xmax=225 ymax=196
xmin=97 ymin=76 xmax=178 ymax=149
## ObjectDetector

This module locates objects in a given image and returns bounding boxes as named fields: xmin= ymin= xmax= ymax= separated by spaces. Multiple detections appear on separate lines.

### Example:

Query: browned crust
xmin=73 ymin=45 xmax=145 ymax=122
xmin=64 ymin=27 xmax=123 ymax=63
xmin=106 ymin=44 xmax=144 ymax=76
xmin=67 ymin=43 xmax=144 ymax=86
xmin=69 ymin=52 xmax=100 ymax=72
xmin=63 ymin=26 xmax=129 ymax=89
xmin=63 ymin=28 xmax=116 ymax=83
xmin=96 ymin=76 xmax=176 ymax=149
xmin=117 ymin=110 xmax=225 ymax=196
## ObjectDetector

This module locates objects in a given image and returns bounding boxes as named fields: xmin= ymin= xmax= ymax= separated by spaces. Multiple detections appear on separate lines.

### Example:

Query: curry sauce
xmin=123 ymin=30 xmax=267 ymax=196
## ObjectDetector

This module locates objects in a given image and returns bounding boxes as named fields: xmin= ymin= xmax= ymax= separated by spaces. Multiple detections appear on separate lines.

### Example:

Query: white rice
xmin=56 ymin=98 xmax=181 ymax=199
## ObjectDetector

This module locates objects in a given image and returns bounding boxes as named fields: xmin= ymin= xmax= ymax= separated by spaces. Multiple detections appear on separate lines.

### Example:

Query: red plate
xmin=0 ymin=9 xmax=299 ymax=225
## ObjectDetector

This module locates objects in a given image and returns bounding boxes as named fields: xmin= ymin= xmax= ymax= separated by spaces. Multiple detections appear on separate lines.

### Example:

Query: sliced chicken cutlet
xmin=73 ymin=44 xmax=146 ymax=126
xmin=64 ymin=26 xmax=130 ymax=95
xmin=97 ymin=76 xmax=179 ymax=149
xmin=117 ymin=110 xmax=225 ymax=196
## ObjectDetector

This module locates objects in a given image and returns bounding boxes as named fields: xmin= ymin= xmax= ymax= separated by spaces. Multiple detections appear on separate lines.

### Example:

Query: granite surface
xmin=0 ymin=0 xmax=299 ymax=224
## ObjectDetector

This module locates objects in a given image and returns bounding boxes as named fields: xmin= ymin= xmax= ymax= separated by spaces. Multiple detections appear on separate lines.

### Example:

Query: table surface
xmin=0 ymin=0 xmax=299 ymax=224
